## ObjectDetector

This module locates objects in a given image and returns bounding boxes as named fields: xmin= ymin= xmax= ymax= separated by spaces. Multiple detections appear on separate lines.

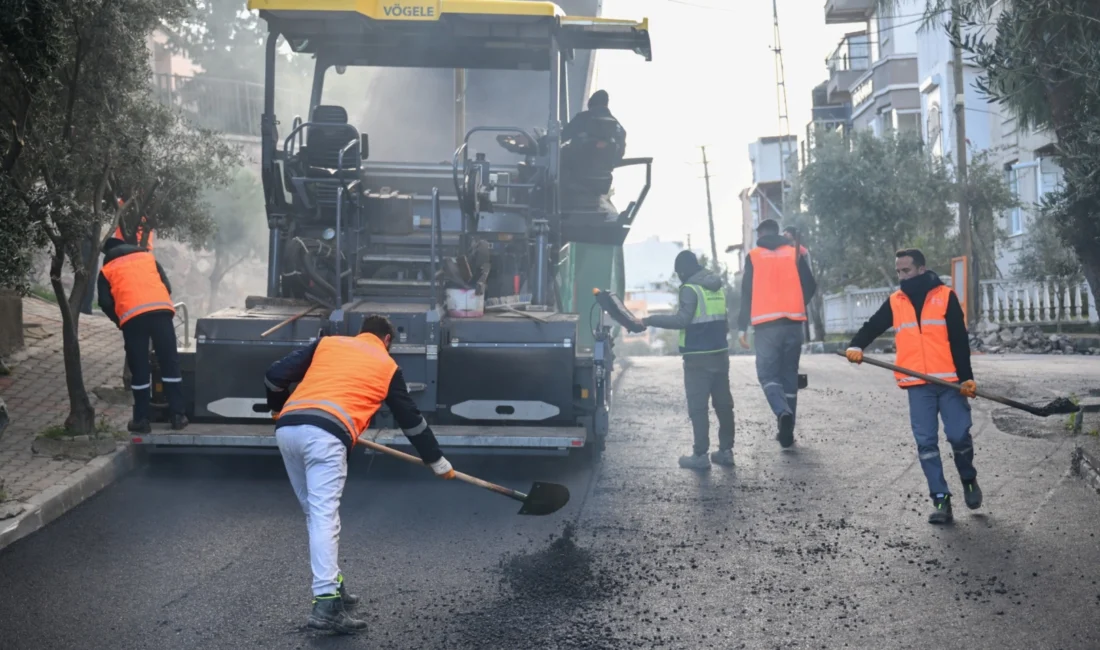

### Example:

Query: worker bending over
xmin=643 ymin=250 xmax=736 ymax=469
xmin=97 ymin=237 xmax=188 ymax=432
xmin=265 ymin=315 xmax=456 ymax=634
xmin=738 ymin=219 xmax=816 ymax=448
xmin=845 ymin=249 xmax=981 ymax=524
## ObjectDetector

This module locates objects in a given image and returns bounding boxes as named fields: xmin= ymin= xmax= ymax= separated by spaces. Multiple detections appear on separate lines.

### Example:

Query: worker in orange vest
xmin=737 ymin=219 xmax=817 ymax=448
xmin=113 ymin=216 xmax=155 ymax=249
xmin=264 ymin=314 xmax=456 ymax=635
xmin=845 ymin=248 xmax=980 ymax=524
xmin=97 ymin=237 xmax=188 ymax=432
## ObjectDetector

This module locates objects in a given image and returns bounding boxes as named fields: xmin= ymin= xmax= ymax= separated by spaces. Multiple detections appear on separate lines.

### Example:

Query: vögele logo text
xmin=382 ymin=3 xmax=436 ymax=17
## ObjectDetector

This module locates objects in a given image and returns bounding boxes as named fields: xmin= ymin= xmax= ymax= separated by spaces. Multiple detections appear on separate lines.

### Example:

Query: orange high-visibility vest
xmin=277 ymin=334 xmax=397 ymax=445
xmin=890 ymin=284 xmax=958 ymax=388
xmin=101 ymin=251 xmax=175 ymax=326
xmin=748 ymin=245 xmax=806 ymax=326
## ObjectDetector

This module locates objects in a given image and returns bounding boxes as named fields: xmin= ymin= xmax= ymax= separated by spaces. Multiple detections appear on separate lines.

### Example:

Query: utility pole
xmin=951 ymin=0 xmax=975 ymax=323
xmin=700 ymin=145 xmax=719 ymax=271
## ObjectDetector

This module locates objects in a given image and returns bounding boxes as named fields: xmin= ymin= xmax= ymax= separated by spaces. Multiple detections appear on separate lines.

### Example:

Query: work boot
xmin=777 ymin=413 xmax=795 ymax=448
xmin=709 ymin=448 xmax=735 ymax=467
xmin=308 ymin=595 xmax=368 ymax=634
xmin=962 ymin=479 xmax=983 ymax=510
xmin=678 ymin=453 xmax=711 ymax=470
xmin=928 ymin=495 xmax=954 ymax=524
xmin=170 ymin=413 xmax=189 ymax=431
xmin=337 ymin=574 xmax=360 ymax=608
xmin=127 ymin=419 xmax=151 ymax=434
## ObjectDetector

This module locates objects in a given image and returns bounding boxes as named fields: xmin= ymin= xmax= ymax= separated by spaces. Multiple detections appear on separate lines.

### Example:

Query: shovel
xmin=836 ymin=351 xmax=1081 ymax=417
xmin=253 ymin=405 xmax=569 ymax=515
xmin=357 ymin=437 xmax=570 ymax=516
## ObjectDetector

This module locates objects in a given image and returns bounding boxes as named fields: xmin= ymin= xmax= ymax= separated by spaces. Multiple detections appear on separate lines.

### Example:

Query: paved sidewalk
xmin=0 ymin=297 xmax=133 ymax=546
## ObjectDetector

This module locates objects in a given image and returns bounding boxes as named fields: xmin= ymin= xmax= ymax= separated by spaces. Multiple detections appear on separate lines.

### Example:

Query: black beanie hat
xmin=674 ymin=250 xmax=702 ymax=277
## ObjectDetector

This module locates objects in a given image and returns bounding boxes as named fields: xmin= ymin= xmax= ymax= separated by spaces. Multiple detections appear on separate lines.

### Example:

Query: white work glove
xmin=430 ymin=456 xmax=456 ymax=480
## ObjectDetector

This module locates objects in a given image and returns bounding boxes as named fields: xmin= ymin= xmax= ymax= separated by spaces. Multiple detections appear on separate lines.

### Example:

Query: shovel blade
xmin=517 ymin=481 xmax=570 ymax=516
xmin=1037 ymin=397 xmax=1081 ymax=417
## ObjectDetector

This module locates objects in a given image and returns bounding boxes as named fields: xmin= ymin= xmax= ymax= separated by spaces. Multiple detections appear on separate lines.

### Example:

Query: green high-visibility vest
xmin=678 ymin=284 xmax=729 ymax=355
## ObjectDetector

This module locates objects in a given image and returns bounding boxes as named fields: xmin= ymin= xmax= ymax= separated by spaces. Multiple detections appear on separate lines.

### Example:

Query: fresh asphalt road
xmin=1 ymin=354 xmax=1099 ymax=649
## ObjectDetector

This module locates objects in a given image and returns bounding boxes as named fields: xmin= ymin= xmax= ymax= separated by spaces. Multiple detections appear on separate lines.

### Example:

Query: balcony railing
xmin=824 ymin=278 xmax=1097 ymax=334
xmin=827 ymin=35 xmax=870 ymax=75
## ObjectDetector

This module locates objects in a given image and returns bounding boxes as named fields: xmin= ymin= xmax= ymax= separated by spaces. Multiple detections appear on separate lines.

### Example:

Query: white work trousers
xmin=275 ymin=423 xmax=348 ymax=597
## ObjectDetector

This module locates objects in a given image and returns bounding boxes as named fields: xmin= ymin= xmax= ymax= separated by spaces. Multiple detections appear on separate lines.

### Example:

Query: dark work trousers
xmin=683 ymin=352 xmax=735 ymax=456
xmin=122 ymin=311 xmax=183 ymax=421
xmin=753 ymin=320 xmax=804 ymax=421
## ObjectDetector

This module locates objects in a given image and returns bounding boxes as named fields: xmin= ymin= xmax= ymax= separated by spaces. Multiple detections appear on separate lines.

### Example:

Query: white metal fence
xmin=824 ymin=278 xmax=1096 ymax=334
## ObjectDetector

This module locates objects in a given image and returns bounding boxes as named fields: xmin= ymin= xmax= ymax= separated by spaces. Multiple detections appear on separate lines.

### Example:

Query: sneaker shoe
xmin=928 ymin=494 xmax=954 ymax=524
xmin=678 ymin=453 xmax=712 ymax=470
xmin=170 ymin=413 xmax=189 ymax=431
xmin=127 ymin=419 xmax=151 ymax=434
xmin=308 ymin=594 xmax=368 ymax=634
xmin=709 ymin=449 xmax=735 ymax=467
xmin=337 ymin=574 xmax=360 ymax=608
xmin=777 ymin=413 xmax=795 ymax=448
xmin=962 ymin=480 xmax=983 ymax=510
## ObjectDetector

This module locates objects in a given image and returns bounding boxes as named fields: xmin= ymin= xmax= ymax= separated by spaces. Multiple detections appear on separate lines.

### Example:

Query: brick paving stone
xmin=0 ymin=297 xmax=131 ymax=507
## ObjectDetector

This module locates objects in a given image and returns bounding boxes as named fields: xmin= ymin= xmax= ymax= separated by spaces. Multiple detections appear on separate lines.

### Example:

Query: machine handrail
xmin=291 ymin=115 xmax=304 ymax=149
xmin=430 ymin=187 xmax=440 ymax=311
xmin=613 ymin=157 xmax=653 ymax=225
xmin=452 ymin=126 xmax=540 ymax=221
xmin=333 ymin=138 xmax=363 ymax=311
xmin=173 ymin=301 xmax=190 ymax=347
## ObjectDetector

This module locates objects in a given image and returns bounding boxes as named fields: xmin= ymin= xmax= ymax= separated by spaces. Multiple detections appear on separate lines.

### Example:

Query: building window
xmin=1038 ymin=156 xmax=1064 ymax=201
xmin=1005 ymin=166 xmax=1022 ymax=235
xmin=896 ymin=111 xmax=920 ymax=135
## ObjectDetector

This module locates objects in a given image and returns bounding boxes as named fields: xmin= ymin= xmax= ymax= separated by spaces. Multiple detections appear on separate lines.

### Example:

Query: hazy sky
xmin=592 ymin=0 xmax=850 ymax=267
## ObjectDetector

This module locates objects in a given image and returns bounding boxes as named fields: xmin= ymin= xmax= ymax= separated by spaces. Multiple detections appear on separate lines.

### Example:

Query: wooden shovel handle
xmin=838 ymin=351 xmax=1050 ymax=416
xmin=356 ymin=437 xmax=524 ymax=501
xmin=261 ymin=305 xmax=317 ymax=338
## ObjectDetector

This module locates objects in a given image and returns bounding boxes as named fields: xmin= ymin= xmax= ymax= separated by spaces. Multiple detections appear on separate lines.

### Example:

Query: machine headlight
xmin=322 ymin=228 xmax=336 ymax=241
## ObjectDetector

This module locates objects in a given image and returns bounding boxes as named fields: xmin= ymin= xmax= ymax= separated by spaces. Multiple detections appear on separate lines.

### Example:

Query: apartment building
xmin=735 ymin=135 xmax=797 ymax=274
xmin=817 ymin=0 xmax=1065 ymax=280
xmin=824 ymin=0 xmax=922 ymax=136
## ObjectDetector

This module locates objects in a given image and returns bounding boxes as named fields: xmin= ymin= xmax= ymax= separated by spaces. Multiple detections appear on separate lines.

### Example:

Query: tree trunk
xmin=49 ymin=248 xmax=95 ymax=435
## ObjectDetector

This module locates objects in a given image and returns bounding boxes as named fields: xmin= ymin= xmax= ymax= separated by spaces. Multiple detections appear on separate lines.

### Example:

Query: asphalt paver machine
xmin=139 ymin=0 xmax=652 ymax=459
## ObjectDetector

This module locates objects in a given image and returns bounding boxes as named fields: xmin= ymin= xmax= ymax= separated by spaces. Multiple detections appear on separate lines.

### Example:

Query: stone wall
xmin=29 ymin=240 xmax=268 ymax=328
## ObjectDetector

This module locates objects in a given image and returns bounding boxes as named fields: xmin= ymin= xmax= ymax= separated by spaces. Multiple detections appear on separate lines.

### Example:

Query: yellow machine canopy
xmin=246 ymin=0 xmax=651 ymax=69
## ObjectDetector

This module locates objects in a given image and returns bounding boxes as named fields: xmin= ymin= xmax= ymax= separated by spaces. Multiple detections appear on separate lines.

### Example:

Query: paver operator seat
xmin=289 ymin=104 xmax=365 ymax=223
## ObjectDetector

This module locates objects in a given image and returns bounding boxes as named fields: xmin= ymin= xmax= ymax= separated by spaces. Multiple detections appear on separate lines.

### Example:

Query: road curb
xmin=0 ymin=443 xmax=135 ymax=553
xmin=1071 ymin=445 xmax=1100 ymax=497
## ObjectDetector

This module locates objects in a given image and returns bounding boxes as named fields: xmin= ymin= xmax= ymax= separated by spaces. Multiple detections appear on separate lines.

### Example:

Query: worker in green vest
xmin=643 ymin=251 xmax=736 ymax=469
